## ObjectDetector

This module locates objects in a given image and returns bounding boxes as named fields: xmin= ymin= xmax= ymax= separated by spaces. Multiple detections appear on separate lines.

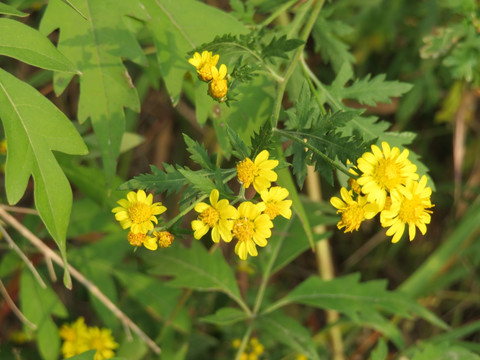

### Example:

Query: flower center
xmin=237 ymin=158 xmax=257 ymax=187
xmin=127 ymin=232 xmax=145 ymax=247
xmin=398 ymin=196 xmax=431 ymax=224
xmin=341 ymin=204 xmax=365 ymax=232
xmin=374 ymin=158 xmax=402 ymax=190
xmin=128 ymin=202 xmax=153 ymax=224
xmin=200 ymin=207 xmax=220 ymax=227
xmin=264 ymin=201 xmax=280 ymax=220
xmin=232 ymin=218 xmax=255 ymax=243
xmin=209 ymin=79 xmax=228 ymax=100
xmin=198 ymin=64 xmax=213 ymax=81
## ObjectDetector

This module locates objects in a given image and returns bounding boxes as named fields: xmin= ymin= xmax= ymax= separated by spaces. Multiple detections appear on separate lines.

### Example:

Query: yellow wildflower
xmin=127 ymin=231 xmax=155 ymax=248
xmin=381 ymin=175 xmax=434 ymax=243
xmin=59 ymin=317 xmax=89 ymax=359
xmin=233 ymin=202 xmax=273 ymax=260
xmin=237 ymin=150 xmax=278 ymax=193
xmin=260 ymin=186 xmax=292 ymax=220
xmin=112 ymin=190 xmax=166 ymax=234
xmin=156 ymin=230 xmax=174 ymax=248
xmin=86 ymin=327 xmax=118 ymax=360
xmin=208 ymin=64 xmax=228 ymax=101
xmin=191 ymin=189 xmax=238 ymax=243
xmin=357 ymin=142 xmax=418 ymax=211
xmin=330 ymin=187 xmax=378 ymax=232
xmin=188 ymin=50 xmax=219 ymax=82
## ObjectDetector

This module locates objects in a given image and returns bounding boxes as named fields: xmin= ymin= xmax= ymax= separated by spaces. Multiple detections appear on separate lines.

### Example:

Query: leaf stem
xmin=273 ymin=128 xmax=352 ymax=178
xmin=260 ymin=0 xmax=299 ymax=28
xmin=234 ymin=323 xmax=253 ymax=360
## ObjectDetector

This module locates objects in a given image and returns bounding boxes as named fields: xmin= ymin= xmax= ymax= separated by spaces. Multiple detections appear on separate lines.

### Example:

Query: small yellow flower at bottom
xmin=59 ymin=318 xmax=89 ymax=359
xmin=233 ymin=202 xmax=273 ymax=260
xmin=112 ymin=190 xmax=166 ymax=234
xmin=381 ymin=175 xmax=434 ymax=243
xmin=127 ymin=231 xmax=155 ymax=248
xmin=208 ymin=64 xmax=228 ymax=101
xmin=330 ymin=187 xmax=378 ymax=232
xmin=86 ymin=327 xmax=118 ymax=360
xmin=237 ymin=150 xmax=278 ymax=193
xmin=260 ymin=186 xmax=292 ymax=220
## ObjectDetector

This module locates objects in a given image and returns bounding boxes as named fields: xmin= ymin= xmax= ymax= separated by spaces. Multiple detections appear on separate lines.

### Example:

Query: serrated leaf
xmin=329 ymin=63 xmax=413 ymax=106
xmin=201 ymin=307 xmax=249 ymax=326
xmin=149 ymin=241 xmax=244 ymax=307
xmin=178 ymin=168 xmax=217 ymax=194
xmin=183 ymin=133 xmax=215 ymax=170
xmin=267 ymin=274 xmax=447 ymax=330
xmin=0 ymin=2 xmax=28 ymax=16
xmin=40 ymin=0 xmax=148 ymax=185
xmin=285 ymin=81 xmax=320 ymax=130
xmin=0 ymin=68 xmax=88 ymax=264
xmin=142 ymin=0 xmax=247 ymax=102
xmin=250 ymin=121 xmax=275 ymax=158
xmin=261 ymin=35 xmax=304 ymax=61
xmin=0 ymin=18 xmax=77 ymax=72
xmin=256 ymin=312 xmax=320 ymax=360
xmin=226 ymin=123 xmax=250 ymax=160
xmin=443 ymin=35 xmax=480 ymax=82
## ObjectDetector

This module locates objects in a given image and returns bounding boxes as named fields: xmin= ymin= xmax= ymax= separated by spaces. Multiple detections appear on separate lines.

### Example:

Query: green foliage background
xmin=1 ymin=0 xmax=480 ymax=359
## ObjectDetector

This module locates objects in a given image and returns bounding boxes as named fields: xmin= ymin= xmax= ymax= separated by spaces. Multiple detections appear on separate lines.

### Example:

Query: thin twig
xmin=0 ymin=224 xmax=46 ymax=289
xmin=0 ymin=278 xmax=37 ymax=330
xmin=0 ymin=207 xmax=161 ymax=355
xmin=0 ymin=205 xmax=39 ymax=215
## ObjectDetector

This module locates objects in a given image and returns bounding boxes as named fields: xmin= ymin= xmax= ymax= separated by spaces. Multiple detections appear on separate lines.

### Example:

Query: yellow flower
xmin=357 ymin=142 xmax=419 ymax=211
xmin=0 ymin=138 xmax=7 ymax=155
xmin=260 ymin=186 xmax=292 ymax=220
xmin=191 ymin=189 xmax=238 ymax=243
xmin=86 ymin=327 xmax=118 ymax=360
xmin=208 ymin=64 xmax=228 ymax=101
xmin=188 ymin=50 xmax=219 ymax=82
xmin=381 ymin=175 xmax=434 ymax=243
xmin=155 ymin=230 xmax=174 ymax=248
xmin=59 ymin=318 xmax=89 ymax=359
xmin=330 ymin=187 xmax=378 ymax=232
xmin=112 ymin=190 xmax=166 ymax=234
xmin=233 ymin=201 xmax=273 ymax=260
xmin=237 ymin=150 xmax=279 ymax=193
xmin=127 ymin=231 xmax=155 ymax=248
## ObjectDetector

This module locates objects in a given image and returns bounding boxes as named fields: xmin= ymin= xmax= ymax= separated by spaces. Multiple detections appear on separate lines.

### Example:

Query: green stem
xmin=260 ymin=0 xmax=299 ymax=28
xmin=273 ymin=128 xmax=353 ymax=178
xmin=234 ymin=324 xmax=254 ymax=360
xmin=271 ymin=0 xmax=326 ymax=128
xmin=300 ymin=54 xmax=327 ymax=115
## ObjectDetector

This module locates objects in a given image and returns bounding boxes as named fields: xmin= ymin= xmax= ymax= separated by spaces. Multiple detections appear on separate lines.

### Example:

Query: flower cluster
xmin=330 ymin=142 xmax=434 ymax=243
xmin=112 ymin=190 xmax=174 ymax=250
xmin=192 ymin=150 xmax=292 ymax=260
xmin=188 ymin=50 xmax=229 ymax=102
xmin=232 ymin=337 xmax=265 ymax=360
xmin=59 ymin=317 xmax=118 ymax=360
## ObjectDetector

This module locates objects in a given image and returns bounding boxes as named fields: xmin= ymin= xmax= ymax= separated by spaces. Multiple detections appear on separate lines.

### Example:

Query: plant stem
xmin=270 ymin=0 xmax=326 ymax=128
xmin=273 ymin=128 xmax=352 ymax=178
xmin=234 ymin=323 xmax=253 ymax=360
xmin=260 ymin=0 xmax=299 ymax=28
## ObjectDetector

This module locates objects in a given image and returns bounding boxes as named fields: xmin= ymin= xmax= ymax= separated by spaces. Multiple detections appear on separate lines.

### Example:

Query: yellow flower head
xmin=237 ymin=150 xmax=279 ymax=193
xmin=155 ymin=230 xmax=174 ymax=248
xmin=208 ymin=64 xmax=228 ymax=101
xmin=188 ymin=50 xmax=220 ymax=82
xmin=112 ymin=190 xmax=166 ymax=234
xmin=59 ymin=318 xmax=90 ymax=359
xmin=233 ymin=201 xmax=273 ymax=260
xmin=330 ymin=187 xmax=378 ymax=232
xmin=86 ymin=327 xmax=118 ymax=360
xmin=381 ymin=175 xmax=434 ymax=243
xmin=127 ymin=231 xmax=155 ymax=248
xmin=0 ymin=138 xmax=7 ymax=155
xmin=260 ymin=186 xmax=292 ymax=220
xmin=357 ymin=142 xmax=419 ymax=211
xmin=191 ymin=189 xmax=238 ymax=243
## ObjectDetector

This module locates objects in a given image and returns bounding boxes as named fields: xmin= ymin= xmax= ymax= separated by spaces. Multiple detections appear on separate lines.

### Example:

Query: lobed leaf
xmin=183 ymin=133 xmax=215 ymax=170
xmin=261 ymin=35 xmax=304 ymax=61
xmin=0 ymin=68 xmax=88 ymax=266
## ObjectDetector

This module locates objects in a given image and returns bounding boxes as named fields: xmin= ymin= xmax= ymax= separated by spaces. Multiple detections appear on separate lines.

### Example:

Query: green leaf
xmin=256 ymin=312 xmax=320 ymax=360
xmin=20 ymin=269 xmax=67 ymax=360
xmin=64 ymin=350 xmax=96 ymax=360
xmin=0 ymin=68 xmax=88 ymax=265
xmin=261 ymin=35 xmax=304 ymax=61
xmin=0 ymin=2 xmax=28 ymax=16
xmin=266 ymin=274 xmax=447 ymax=331
xmin=370 ymin=339 xmax=389 ymax=360
xmin=226 ymin=123 xmax=250 ymax=160
xmin=183 ymin=133 xmax=215 ymax=170
xmin=40 ymin=0 xmax=148 ymax=185
xmin=178 ymin=168 xmax=217 ymax=194
xmin=201 ymin=307 xmax=249 ymax=326
xmin=149 ymin=241 xmax=244 ymax=308
xmin=142 ymin=0 xmax=247 ymax=103
xmin=411 ymin=343 xmax=480 ymax=360
xmin=328 ymin=63 xmax=413 ymax=107
xmin=0 ymin=18 xmax=77 ymax=72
